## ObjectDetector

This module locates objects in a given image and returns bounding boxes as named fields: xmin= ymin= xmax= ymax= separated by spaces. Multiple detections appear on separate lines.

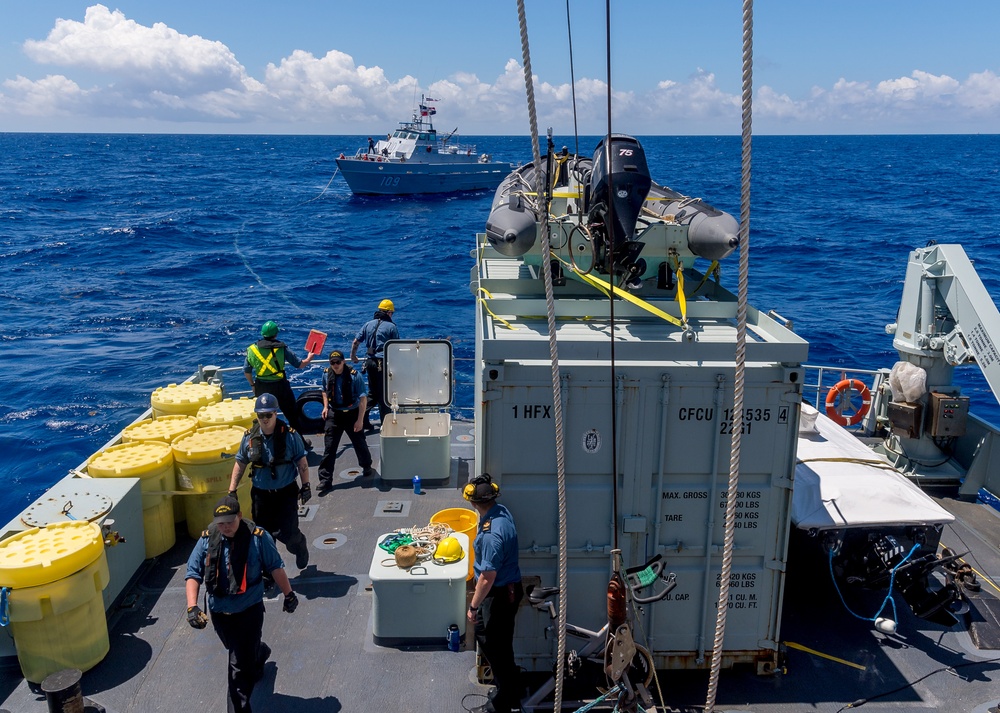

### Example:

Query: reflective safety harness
xmin=202 ymin=519 xmax=267 ymax=598
xmin=248 ymin=339 xmax=287 ymax=381
xmin=247 ymin=421 xmax=290 ymax=479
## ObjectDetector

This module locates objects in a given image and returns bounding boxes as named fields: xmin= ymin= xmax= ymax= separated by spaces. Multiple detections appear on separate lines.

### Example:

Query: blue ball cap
xmin=254 ymin=393 xmax=279 ymax=413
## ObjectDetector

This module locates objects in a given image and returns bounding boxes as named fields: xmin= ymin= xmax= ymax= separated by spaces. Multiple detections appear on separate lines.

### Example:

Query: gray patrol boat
xmin=335 ymin=96 xmax=514 ymax=196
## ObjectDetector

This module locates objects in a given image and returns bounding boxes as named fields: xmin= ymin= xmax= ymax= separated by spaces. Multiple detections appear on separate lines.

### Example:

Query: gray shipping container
xmin=473 ymin=238 xmax=807 ymax=672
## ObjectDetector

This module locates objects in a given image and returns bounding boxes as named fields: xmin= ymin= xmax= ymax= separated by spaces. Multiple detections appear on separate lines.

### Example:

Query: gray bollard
xmin=40 ymin=668 xmax=84 ymax=713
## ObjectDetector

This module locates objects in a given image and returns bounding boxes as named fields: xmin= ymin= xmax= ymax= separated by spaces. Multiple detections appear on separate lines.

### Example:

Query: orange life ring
xmin=377 ymin=156 xmax=382 ymax=162
xmin=362 ymin=154 xmax=369 ymax=161
xmin=825 ymin=378 xmax=872 ymax=427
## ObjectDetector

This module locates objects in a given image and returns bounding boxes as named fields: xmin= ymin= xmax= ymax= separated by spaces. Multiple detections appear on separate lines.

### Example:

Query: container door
xmin=384 ymin=339 xmax=453 ymax=410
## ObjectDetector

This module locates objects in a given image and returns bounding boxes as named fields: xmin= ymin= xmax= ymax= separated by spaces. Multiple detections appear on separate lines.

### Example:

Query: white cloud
xmin=1 ymin=5 xmax=998 ymax=134
xmin=23 ymin=5 xmax=258 ymax=95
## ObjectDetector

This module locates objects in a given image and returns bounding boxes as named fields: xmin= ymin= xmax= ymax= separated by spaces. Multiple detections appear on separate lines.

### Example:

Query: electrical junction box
xmin=887 ymin=401 xmax=923 ymax=439
xmin=369 ymin=531 xmax=468 ymax=642
xmin=927 ymin=392 xmax=969 ymax=437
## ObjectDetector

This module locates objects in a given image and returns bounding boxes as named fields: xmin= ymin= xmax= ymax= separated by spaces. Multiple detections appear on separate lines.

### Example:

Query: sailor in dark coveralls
xmin=465 ymin=473 xmax=524 ymax=713
xmin=185 ymin=496 xmax=299 ymax=713
xmin=228 ymin=393 xmax=312 ymax=570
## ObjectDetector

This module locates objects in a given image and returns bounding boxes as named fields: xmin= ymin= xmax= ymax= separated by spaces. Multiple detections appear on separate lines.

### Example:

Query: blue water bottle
xmin=447 ymin=624 xmax=460 ymax=652
xmin=412 ymin=475 xmax=421 ymax=495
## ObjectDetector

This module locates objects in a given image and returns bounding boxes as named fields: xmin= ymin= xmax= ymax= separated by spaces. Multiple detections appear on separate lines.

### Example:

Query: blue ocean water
xmin=2 ymin=133 xmax=999 ymax=524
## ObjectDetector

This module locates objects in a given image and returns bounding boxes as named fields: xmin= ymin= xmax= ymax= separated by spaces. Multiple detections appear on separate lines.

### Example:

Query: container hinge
xmin=482 ymin=389 xmax=502 ymax=402
xmin=780 ymin=391 xmax=802 ymax=404
xmin=757 ymin=638 xmax=778 ymax=651
xmin=772 ymin=477 xmax=793 ymax=490
xmin=764 ymin=560 xmax=785 ymax=572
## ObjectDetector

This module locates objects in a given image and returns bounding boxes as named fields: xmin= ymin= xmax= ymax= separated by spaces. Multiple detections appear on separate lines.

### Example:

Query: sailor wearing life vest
xmin=317 ymin=350 xmax=374 ymax=493
xmin=243 ymin=320 xmax=315 ymax=439
xmin=185 ymin=495 xmax=298 ymax=713
xmin=229 ymin=393 xmax=312 ymax=571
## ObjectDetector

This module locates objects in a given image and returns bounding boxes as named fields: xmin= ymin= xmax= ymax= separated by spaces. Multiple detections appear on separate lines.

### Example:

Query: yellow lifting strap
xmin=557 ymin=256 xmax=686 ymax=329
xmin=692 ymin=259 xmax=720 ymax=295
xmin=249 ymin=344 xmax=281 ymax=377
xmin=475 ymin=287 xmax=517 ymax=330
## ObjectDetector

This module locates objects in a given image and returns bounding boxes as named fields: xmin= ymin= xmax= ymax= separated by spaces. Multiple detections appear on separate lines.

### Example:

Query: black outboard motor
xmin=588 ymin=135 xmax=652 ymax=287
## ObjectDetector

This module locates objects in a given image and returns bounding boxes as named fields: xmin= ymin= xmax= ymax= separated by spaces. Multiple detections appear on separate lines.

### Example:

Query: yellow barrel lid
xmin=87 ymin=441 xmax=173 ymax=478
xmin=150 ymin=382 xmax=222 ymax=410
xmin=172 ymin=425 xmax=246 ymax=464
xmin=123 ymin=414 xmax=199 ymax=443
xmin=0 ymin=521 xmax=104 ymax=589
xmin=197 ymin=397 xmax=256 ymax=426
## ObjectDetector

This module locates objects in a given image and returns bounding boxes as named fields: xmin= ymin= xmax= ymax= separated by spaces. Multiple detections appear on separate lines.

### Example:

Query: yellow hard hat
xmin=378 ymin=299 xmax=395 ymax=312
xmin=434 ymin=536 xmax=463 ymax=564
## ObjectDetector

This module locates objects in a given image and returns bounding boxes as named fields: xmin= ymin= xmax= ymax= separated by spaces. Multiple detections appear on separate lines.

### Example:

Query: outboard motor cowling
xmin=590 ymin=135 xmax=652 ymax=248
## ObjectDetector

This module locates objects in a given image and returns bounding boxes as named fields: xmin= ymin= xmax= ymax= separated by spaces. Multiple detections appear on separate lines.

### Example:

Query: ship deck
xmin=1 ymin=418 xmax=998 ymax=713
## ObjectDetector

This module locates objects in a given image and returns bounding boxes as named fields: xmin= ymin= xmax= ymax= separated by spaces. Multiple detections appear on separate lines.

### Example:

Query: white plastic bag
xmin=888 ymin=361 xmax=927 ymax=403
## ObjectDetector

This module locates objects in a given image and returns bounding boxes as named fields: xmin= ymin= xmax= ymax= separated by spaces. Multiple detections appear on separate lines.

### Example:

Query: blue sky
xmin=2 ymin=1 xmax=999 ymax=135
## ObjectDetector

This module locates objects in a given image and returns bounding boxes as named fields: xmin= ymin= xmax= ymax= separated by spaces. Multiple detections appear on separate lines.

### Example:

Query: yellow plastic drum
xmin=122 ymin=414 xmax=199 ymax=525
xmin=87 ymin=441 xmax=175 ymax=559
xmin=197 ymin=397 xmax=256 ymax=430
xmin=172 ymin=426 xmax=249 ymax=539
xmin=150 ymin=381 xmax=222 ymax=418
xmin=123 ymin=414 xmax=199 ymax=444
xmin=0 ymin=522 xmax=111 ymax=683
xmin=430 ymin=508 xmax=478 ymax=581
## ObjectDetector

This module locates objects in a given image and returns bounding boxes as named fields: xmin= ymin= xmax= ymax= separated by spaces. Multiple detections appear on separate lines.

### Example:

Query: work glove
xmin=227 ymin=490 xmax=238 ymax=499
xmin=299 ymin=483 xmax=312 ymax=505
xmin=283 ymin=591 xmax=299 ymax=613
xmin=187 ymin=605 xmax=209 ymax=629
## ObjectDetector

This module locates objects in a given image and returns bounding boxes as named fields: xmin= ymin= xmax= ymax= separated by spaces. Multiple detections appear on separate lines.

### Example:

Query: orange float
xmin=825 ymin=378 xmax=872 ymax=426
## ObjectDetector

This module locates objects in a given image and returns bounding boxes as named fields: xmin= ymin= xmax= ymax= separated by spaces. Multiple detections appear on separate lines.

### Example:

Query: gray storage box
xmin=369 ymin=531 xmax=468 ymax=642
xmin=379 ymin=339 xmax=453 ymax=481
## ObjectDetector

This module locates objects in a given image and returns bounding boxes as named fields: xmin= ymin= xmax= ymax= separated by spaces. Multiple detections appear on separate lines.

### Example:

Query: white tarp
xmin=792 ymin=404 xmax=954 ymax=530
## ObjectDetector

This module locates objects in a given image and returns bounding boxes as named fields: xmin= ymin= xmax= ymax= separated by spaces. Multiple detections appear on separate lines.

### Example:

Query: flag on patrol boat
xmin=419 ymin=104 xmax=436 ymax=116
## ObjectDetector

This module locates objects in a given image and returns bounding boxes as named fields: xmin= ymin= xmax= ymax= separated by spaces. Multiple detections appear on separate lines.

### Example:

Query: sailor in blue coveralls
xmin=465 ymin=473 xmax=523 ymax=713
xmin=350 ymin=298 xmax=400 ymax=428
xmin=229 ymin=393 xmax=312 ymax=570
xmin=185 ymin=495 xmax=299 ymax=713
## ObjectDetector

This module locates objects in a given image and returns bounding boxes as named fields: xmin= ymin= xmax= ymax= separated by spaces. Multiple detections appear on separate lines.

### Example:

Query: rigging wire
xmin=564 ymin=0 xmax=580 ymax=158
xmin=705 ymin=1 xmax=754 ymax=711
xmin=515 ymin=2 xmax=570 ymax=711
xmin=604 ymin=0 xmax=620 ymax=557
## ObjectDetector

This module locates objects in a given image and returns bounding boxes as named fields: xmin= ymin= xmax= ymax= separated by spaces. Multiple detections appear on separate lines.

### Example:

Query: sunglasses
xmin=257 ymin=413 xmax=276 ymax=420
xmin=330 ymin=360 xmax=344 ymax=365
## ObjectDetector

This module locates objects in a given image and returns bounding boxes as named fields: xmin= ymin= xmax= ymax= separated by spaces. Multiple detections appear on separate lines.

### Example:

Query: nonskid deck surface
xmin=0 ymin=419 xmax=486 ymax=713
xmin=1 ymin=419 xmax=998 ymax=712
